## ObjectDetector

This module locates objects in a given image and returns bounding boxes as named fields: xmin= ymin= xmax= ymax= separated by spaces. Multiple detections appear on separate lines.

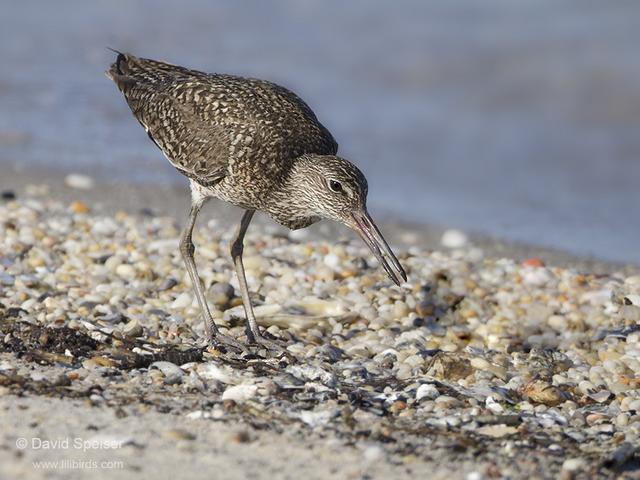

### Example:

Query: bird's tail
xmin=105 ymin=49 xmax=196 ymax=89
xmin=104 ymin=48 xmax=137 ymax=92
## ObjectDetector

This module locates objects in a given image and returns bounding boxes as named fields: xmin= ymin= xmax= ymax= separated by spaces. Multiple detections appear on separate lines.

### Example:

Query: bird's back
xmin=107 ymin=52 xmax=338 ymax=193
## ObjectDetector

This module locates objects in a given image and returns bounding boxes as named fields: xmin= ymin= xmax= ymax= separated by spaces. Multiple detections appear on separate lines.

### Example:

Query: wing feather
xmin=107 ymin=52 xmax=338 ymax=187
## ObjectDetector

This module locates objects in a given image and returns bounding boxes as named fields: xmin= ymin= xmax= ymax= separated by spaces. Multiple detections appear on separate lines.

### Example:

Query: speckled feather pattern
xmin=107 ymin=53 xmax=339 ymax=223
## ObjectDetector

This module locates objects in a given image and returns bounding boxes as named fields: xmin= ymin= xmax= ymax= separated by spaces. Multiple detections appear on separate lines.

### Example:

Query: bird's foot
xmin=248 ymin=330 xmax=295 ymax=362
xmin=205 ymin=331 xmax=249 ymax=356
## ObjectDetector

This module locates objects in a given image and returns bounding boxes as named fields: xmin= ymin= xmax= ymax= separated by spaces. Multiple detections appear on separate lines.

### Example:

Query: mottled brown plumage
xmin=107 ymin=52 xmax=406 ymax=353
xmin=108 ymin=53 xmax=336 ymax=192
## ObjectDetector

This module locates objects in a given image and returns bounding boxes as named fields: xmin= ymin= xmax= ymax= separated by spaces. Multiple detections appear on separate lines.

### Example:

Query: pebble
xmin=69 ymin=201 xmax=90 ymax=214
xmin=183 ymin=371 xmax=206 ymax=392
xmin=616 ymin=413 xmax=630 ymax=428
xmin=228 ymin=431 xmax=251 ymax=443
xmin=162 ymin=429 xmax=196 ymax=441
xmin=578 ymin=380 xmax=597 ymax=396
xmin=441 ymin=229 xmax=468 ymax=248
xmin=172 ymin=292 xmax=193 ymax=309
xmin=521 ymin=380 xmax=565 ymax=406
xmin=476 ymin=424 xmax=517 ymax=438
xmin=92 ymin=218 xmax=119 ymax=236
xmin=470 ymin=357 xmax=507 ymax=380
xmin=299 ymin=409 xmax=335 ymax=428
xmin=196 ymin=363 xmax=236 ymax=384
xmin=150 ymin=361 xmax=184 ymax=385
xmin=547 ymin=315 xmax=567 ymax=331
xmin=64 ymin=173 xmax=95 ymax=190
xmin=620 ymin=305 xmax=640 ymax=322
xmin=323 ymin=253 xmax=341 ymax=269
xmin=624 ymin=294 xmax=640 ymax=306
xmin=1 ymin=196 xmax=639 ymax=468
xmin=426 ymin=353 xmax=473 ymax=381
xmin=158 ymin=277 xmax=179 ymax=291
xmin=521 ymin=267 xmax=552 ymax=286
xmin=416 ymin=300 xmax=435 ymax=317
xmin=83 ymin=356 xmax=116 ymax=369
xmin=485 ymin=397 xmax=504 ymax=414
xmin=222 ymin=384 xmax=258 ymax=404
xmin=434 ymin=395 xmax=461 ymax=409
xmin=287 ymin=364 xmax=337 ymax=387
xmin=0 ymin=361 xmax=15 ymax=373
xmin=415 ymin=384 xmax=439 ymax=402
xmin=209 ymin=282 xmax=234 ymax=306
xmin=115 ymin=264 xmax=136 ymax=280
xmin=522 ymin=258 xmax=545 ymax=268
xmin=185 ymin=410 xmax=211 ymax=420
xmin=0 ymin=273 xmax=14 ymax=286
xmin=588 ymin=390 xmax=612 ymax=403
xmin=561 ymin=457 xmax=586 ymax=474
xmin=362 ymin=445 xmax=384 ymax=463
xmin=624 ymin=399 xmax=640 ymax=412
xmin=122 ymin=319 xmax=143 ymax=338
xmin=585 ymin=413 xmax=608 ymax=425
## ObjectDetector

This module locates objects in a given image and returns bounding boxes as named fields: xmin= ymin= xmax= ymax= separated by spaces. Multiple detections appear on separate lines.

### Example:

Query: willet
xmin=107 ymin=52 xmax=406 ymax=352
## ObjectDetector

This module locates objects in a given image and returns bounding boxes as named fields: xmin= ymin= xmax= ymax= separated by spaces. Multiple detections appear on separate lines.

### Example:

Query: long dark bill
xmin=351 ymin=212 xmax=407 ymax=286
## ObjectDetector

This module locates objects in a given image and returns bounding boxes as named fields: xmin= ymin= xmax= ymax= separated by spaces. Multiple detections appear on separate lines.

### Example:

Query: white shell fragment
xmin=222 ymin=384 xmax=258 ymax=403
xmin=64 ymin=173 xmax=95 ymax=190
xmin=440 ymin=229 xmax=468 ymax=248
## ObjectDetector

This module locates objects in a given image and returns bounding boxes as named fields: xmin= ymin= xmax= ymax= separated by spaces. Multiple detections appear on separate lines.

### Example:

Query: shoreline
xmin=1 ymin=165 xmax=636 ymax=276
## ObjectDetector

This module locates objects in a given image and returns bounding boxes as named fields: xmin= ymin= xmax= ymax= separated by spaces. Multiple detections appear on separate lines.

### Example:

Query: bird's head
xmin=287 ymin=154 xmax=407 ymax=286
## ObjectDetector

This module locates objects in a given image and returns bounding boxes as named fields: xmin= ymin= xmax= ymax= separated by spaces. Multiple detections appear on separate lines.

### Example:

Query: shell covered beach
xmin=0 ymin=185 xmax=639 ymax=479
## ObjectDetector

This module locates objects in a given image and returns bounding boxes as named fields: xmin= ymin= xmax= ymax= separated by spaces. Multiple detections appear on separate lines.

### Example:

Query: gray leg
xmin=180 ymin=200 xmax=245 ymax=352
xmin=230 ymin=210 xmax=260 ymax=341
xmin=231 ymin=211 xmax=294 ymax=359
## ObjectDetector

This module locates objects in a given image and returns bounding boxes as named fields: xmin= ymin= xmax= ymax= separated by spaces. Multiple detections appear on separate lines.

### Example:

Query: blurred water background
xmin=1 ymin=0 xmax=639 ymax=263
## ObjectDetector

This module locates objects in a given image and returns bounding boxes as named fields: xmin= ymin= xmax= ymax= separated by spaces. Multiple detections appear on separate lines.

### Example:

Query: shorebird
xmin=106 ymin=52 xmax=406 ymax=352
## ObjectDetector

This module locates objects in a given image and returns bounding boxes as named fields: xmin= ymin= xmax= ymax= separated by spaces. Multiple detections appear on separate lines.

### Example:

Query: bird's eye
xmin=328 ymin=180 xmax=343 ymax=193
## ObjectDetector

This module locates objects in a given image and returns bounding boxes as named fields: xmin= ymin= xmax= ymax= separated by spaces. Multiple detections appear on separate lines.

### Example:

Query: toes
xmin=208 ymin=333 xmax=249 ymax=355
xmin=205 ymin=331 xmax=294 ymax=362
xmin=252 ymin=335 xmax=295 ymax=361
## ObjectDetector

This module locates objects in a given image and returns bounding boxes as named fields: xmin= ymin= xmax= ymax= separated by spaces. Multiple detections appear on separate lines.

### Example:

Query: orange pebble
xmin=70 ymin=200 xmax=90 ymax=214
xmin=522 ymin=258 xmax=545 ymax=268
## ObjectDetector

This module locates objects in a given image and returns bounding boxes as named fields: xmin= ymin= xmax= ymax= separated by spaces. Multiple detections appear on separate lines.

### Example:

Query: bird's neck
xmin=263 ymin=159 xmax=320 ymax=230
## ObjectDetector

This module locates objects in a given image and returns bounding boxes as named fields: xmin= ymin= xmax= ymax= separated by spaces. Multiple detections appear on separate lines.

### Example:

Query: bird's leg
xmin=230 ymin=210 xmax=259 ymax=341
xmin=231 ymin=210 xmax=291 ymax=357
xmin=180 ymin=201 xmax=246 ymax=354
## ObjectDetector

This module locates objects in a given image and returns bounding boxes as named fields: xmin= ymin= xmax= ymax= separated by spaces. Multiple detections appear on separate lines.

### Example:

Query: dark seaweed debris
xmin=0 ymin=317 xmax=202 ymax=369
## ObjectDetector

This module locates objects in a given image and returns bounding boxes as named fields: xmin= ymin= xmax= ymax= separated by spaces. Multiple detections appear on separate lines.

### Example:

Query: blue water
xmin=1 ymin=0 xmax=639 ymax=263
